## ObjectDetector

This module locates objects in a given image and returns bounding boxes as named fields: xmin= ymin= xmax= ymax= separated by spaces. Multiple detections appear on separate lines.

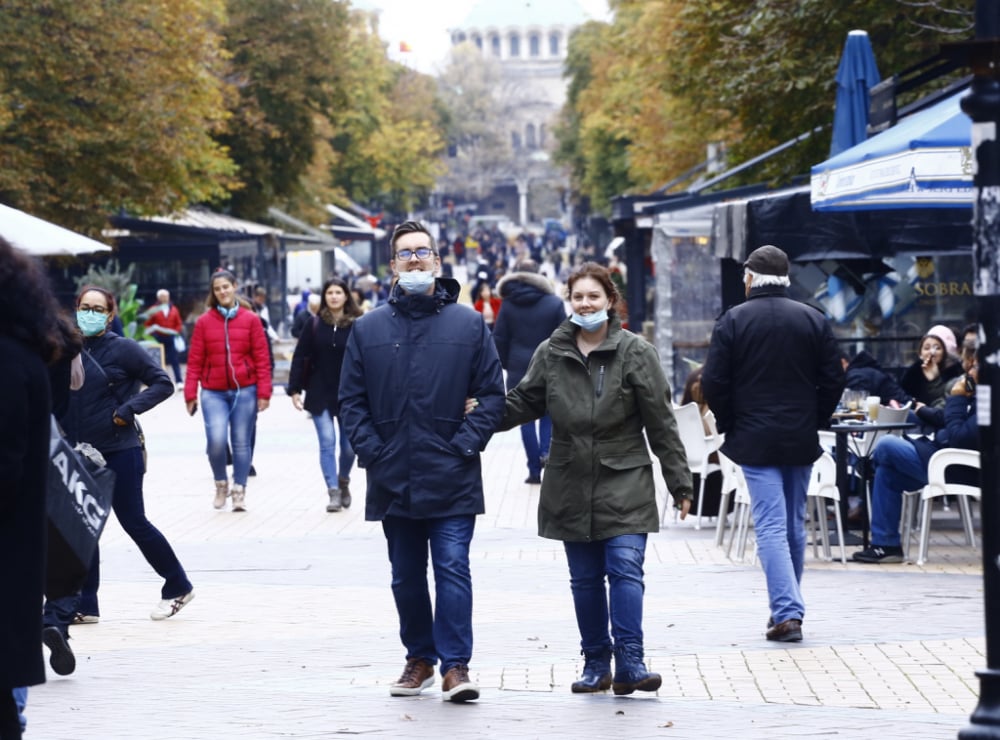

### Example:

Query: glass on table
xmin=865 ymin=395 xmax=881 ymax=421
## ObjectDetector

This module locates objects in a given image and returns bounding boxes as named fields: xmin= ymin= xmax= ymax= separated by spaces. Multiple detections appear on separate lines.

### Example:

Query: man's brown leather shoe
xmin=766 ymin=618 xmax=803 ymax=642
xmin=441 ymin=664 xmax=479 ymax=702
xmin=389 ymin=657 xmax=434 ymax=696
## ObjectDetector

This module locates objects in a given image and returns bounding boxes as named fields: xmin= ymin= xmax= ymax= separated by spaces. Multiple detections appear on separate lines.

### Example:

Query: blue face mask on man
xmin=570 ymin=308 xmax=609 ymax=332
xmin=397 ymin=270 xmax=435 ymax=294
xmin=76 ymin=310 xmax=109 ymax=337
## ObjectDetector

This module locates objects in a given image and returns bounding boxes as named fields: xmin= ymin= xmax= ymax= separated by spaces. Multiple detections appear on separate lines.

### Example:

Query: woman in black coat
xmin=0 ymin=236 xmax=73 ymax=738
xmin=56 ymin=285 xmax=192 ymax=628
xmin=288 ymin=276 xmax=363 ymax=513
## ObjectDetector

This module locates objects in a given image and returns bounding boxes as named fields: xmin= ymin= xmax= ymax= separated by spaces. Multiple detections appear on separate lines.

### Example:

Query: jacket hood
xmin=496 ymin=271 xmax=555 ymax=304
xmin=848 ymin=350 xmax=880 ymax=370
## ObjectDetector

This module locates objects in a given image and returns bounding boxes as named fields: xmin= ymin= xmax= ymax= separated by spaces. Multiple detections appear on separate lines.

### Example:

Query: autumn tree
xmin=219 ymin=0 xmax=351 ymax=220
xmin=327 ymin=9 xmax=446 ymax=216
xmin=435 ymin=42 xmax=532 ymax=200
xmin=0 ymin=0 xmax=235 ymax=234
xmin=557 ymin=0 xmax=973 ymax=212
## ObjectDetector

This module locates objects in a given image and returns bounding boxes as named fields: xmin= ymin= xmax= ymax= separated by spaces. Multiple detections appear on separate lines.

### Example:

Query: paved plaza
xmin=25 ymin=383 xmax=987 ymax=739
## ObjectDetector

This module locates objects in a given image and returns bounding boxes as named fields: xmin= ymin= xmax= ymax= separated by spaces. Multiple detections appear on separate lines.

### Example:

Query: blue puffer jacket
xmin=339 ymin=278 xmax=505 ymax=521
xmin=61 ymin=331 xmax=173 ymax=453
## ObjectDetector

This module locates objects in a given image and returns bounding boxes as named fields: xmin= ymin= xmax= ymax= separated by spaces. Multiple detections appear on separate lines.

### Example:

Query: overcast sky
xmin=353 ymin=0 xmax=611 ymax=74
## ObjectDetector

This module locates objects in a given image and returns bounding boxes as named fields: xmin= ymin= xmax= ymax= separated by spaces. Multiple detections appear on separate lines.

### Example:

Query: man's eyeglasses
xmin=79 ymin=304 xmax=109 ymax=314
xmin=395 ymin=247 xmax=435 ymax=261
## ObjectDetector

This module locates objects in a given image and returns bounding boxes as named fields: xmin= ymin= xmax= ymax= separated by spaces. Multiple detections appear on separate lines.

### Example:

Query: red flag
xmin=399 ymin=41 xmax=412 ymax=53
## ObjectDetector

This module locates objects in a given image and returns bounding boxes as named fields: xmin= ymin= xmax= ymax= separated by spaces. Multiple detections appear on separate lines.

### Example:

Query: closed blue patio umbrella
xmin=829 ymin=30 xmax=881 ymax=157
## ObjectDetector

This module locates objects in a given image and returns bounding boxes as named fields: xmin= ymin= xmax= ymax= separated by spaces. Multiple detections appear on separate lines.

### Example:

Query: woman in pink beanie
xmin=900 ymin=324 xmax=961 ymax=409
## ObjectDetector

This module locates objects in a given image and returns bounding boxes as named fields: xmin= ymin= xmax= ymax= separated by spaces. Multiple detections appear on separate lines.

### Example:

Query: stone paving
xmin=24 ymin=386 xmax=987 ymax=739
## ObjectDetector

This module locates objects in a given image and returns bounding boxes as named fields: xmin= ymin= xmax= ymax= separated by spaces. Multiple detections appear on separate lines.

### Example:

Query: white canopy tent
xmin=0 ymin=203 xmax=112 ymax=256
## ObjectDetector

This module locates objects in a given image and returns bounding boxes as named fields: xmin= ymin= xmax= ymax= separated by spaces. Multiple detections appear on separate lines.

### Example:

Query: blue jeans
xmin=742 ymin=465 xmax=811 ymax=624
xmin=520 ymin=415 xmax=552 ymax=477
xmin=564 ymin=534 xmax=647 ymax=651
xmin=201 ymin=386 xmax=258 ymax=486
xmin=382 ymin=515 xmax=476 ymax=675
xmin=75 ymin=447 xmax=192 ymax=616
xmin=870 ymin=436 xmax=927 ymax=547
xmin=311 ymin=410 xmax=355 ymax=488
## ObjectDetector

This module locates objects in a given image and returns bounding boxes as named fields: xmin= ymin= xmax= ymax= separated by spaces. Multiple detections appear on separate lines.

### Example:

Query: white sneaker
xmin=150 ymin=591 xmax=195 ymax=621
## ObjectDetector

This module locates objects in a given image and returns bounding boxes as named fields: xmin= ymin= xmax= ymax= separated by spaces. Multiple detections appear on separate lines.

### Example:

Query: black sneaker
xmin=852 ymin=545 xmax=904 ymax=564
xmin=42 ymin=626 xmax=76 ymax=676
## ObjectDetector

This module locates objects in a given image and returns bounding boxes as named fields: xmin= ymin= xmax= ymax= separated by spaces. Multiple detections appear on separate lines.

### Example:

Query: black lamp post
xmin=952 ymin=4 xmax=1000 ymax=739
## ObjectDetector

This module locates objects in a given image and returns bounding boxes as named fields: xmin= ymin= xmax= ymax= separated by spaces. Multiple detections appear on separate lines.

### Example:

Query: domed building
xmin=446 ymin=0 xmax=589 ymax=228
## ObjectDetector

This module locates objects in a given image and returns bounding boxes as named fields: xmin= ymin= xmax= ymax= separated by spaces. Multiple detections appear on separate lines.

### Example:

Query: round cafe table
xmin=829 ymin=420 xmax=917 ymax=549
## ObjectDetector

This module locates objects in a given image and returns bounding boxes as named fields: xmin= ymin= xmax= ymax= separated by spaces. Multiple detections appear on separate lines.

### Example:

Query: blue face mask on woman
xmin=570 ymin=308 xmax=609 ymax=332
xmin=76 ymin=310 xmax=109 ymax=337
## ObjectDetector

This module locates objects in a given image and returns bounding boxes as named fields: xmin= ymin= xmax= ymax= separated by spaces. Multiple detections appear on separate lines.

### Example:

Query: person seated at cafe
xmin=899 ymin=325 xmax=961 ymax=410
xmin=841 ymin=350 xmax=912 ymax=407
xmin=852 ymin=336 xmax=979 ymax=564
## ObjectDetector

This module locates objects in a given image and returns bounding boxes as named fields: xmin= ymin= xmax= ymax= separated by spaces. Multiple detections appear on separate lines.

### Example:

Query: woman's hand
xmin=186 ymin=400 xmax=198 ymax=417
xmin=464 ymin=397 xmax=479 ymax=416
xmin=677 ymin=498 xmax=692 ymax=520
xmin=258 ymin=398 xmax=270 ymax=412
xmin=291 ymin=393 xmax=304 ymax=411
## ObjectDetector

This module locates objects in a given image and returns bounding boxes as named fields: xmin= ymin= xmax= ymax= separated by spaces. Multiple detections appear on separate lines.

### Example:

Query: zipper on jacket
xmin=596 ymin=364 xmax=605 ymax=398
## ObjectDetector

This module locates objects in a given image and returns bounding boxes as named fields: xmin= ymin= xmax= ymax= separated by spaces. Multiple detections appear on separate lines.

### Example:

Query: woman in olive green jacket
xmin=500 ymin=262 xmax=693 ymax=697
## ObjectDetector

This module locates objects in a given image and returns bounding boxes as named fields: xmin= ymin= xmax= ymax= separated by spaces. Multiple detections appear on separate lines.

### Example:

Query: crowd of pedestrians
xmin=1 ymin=219 xmax=984 ymax=735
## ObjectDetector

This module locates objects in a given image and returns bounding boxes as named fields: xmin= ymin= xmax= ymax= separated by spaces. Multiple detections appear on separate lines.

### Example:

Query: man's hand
xmin=678 ymin=498 xmax=692 ymax=520
xmin=291 ymin=393 xmax=304 ymax=411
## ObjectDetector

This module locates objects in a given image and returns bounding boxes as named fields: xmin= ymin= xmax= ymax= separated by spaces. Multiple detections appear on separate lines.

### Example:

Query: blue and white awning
xmin=811 ymin=89 xmax=973 ymax=211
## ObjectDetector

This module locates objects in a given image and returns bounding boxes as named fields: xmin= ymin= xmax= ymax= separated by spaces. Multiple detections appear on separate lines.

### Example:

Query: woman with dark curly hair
xmin=0 ymin=236 xmax=81 ymax=734
xmin=288 ymin=276 xmax=363 ymax=512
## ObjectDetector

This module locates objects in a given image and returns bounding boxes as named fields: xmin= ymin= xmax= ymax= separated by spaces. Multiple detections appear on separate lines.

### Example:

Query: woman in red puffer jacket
xmin=184 ymin=270 xmax=272 ymax=512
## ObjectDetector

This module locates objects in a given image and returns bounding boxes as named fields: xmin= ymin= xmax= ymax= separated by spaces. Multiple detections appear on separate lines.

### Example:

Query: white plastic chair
xmin=714 ymin=450 xmax=743 ymax=548
xmin=900 ymin=448 xmax=980 ymax=565
xmin=805 ymin=451 xmax=846 ymax=563
xmin=662 ymin=402 xmax=722 ymax=529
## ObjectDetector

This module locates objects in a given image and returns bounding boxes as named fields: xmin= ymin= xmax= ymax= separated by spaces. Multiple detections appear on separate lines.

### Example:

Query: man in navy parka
xmin=339 ymin=221 xmax=504 ymax=703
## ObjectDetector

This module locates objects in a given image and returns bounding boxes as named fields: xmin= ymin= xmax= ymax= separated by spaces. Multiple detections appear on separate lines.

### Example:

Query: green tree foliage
xmin=327 ymin=10 xmax=445 ymax=216
xmin=558 ymin=0 xmax=973 ymax=211
xmin=0 ymin=0 xmax=236 ymax=234
xmin=219 ymin=0 xmax=350 ymax=219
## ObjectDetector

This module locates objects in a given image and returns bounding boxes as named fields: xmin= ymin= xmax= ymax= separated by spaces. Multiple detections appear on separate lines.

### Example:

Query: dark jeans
xmin=564 ymin=534 xmax=647 ymax=652
xmin=154 ymin=334 xmax=182 ymax=383
xmin=520 ymin=415 xmax=552 ymax=478
xmin=382 ymin=515 xmax=476 ymax=676
xmin=76 ymin=447 xmax=192 ymax=616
